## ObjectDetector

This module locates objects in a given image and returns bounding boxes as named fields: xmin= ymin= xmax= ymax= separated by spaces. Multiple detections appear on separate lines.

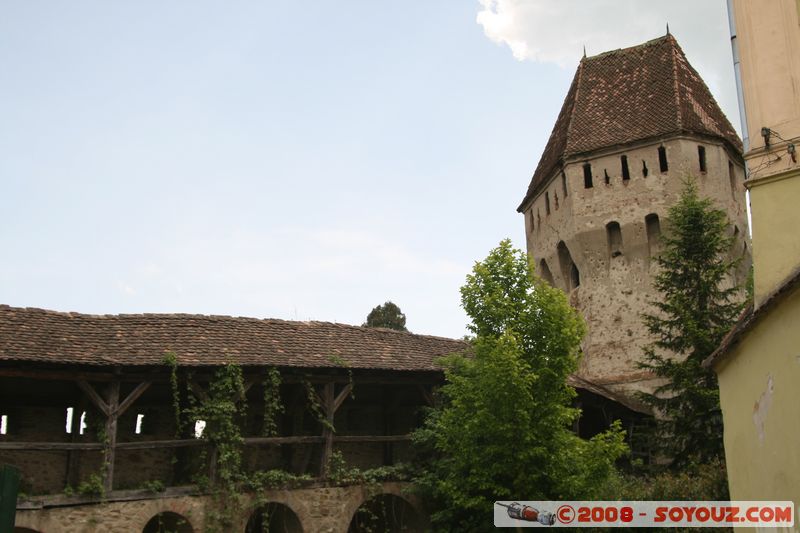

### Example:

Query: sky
xmin=0 ymin=1 xmax=740 ymax=339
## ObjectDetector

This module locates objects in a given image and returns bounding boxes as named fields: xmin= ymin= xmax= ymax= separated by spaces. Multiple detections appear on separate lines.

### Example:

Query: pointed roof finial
xmin=666 ymin=22 xmax=670 ymax=35
xmin=583 ymin=44 xmax=587 ymax=58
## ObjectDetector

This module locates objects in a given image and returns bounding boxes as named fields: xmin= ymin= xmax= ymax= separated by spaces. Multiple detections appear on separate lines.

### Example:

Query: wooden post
xmin=64 ymin=394 xmax=87 ymax=488
xmin=319 ymin=382 xmax=335 ymax=478
xmin=284 ymin=385 xmax=305 ymax=473
xmin=103 ymin=380 xmax=120 ymax=494
xmin=317 ymin=382 xmax=353 ymax=478
xmin=77 ymin=379 xmax=150 ymax=494
xmin=381 ymin=388 xmax=393 ymax=466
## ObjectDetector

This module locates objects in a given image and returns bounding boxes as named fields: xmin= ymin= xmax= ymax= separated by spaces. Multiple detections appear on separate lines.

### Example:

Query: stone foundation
xmin=15 ymin=482 xmax=426 ymax=533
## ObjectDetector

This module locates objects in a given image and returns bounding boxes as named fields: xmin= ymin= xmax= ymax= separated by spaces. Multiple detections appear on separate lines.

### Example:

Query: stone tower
xmin=517 ymin=35 xmax=751 ymax=403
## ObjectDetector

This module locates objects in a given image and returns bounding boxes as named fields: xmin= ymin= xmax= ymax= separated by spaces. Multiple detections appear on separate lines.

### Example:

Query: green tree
xmin=414 ymin=240 xmax=627 ymax=531
xmin=638 ymin=180 xmax=745 ymax=468
xmin=363 ymin=301 xmax=408 ymax=331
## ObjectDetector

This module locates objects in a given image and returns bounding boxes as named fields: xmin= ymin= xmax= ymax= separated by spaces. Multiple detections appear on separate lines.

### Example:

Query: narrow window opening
xmin=545 ymin=192 xmax=551 ymax=215
xmin=646 ymin=213 xmax=661 ymax=256
xmin=561 ymin=171 xmax=568 ymax=197
xmin=135 ymin=413 xmax=144 ymax=435
xmin=194 ymin=420 xmax=206 ymax=438
xmin=698 ymin=145 xmax=707 ymax=172
xmin=79 ymin=411 xmax=87 ymax=435
xmin=606 ymin=222 xmax=623 ymax=258
xmin=554 ymin=192 xmax=559 ymax=210
xmin=621 ymin=156 xmax=630 ymax=181
xmin=539 ymin=259 xmax=554 ymax=285
xmin=658 ymin=146 xmax=668 ymax=172
xmin=604 ymin=169 xmax=610 ymax=185
xmin=66 ymin=407 xmax=74 ymax=434
xmin=570 ymin=263 xmax=580 ymax=288
xmin=642 ymin=160 xmax=649 ymax=177
xmin=528 ymin=209 xmax=535 ymax=231
xmin=0 ymin=415 xmax=7 ymax=435
xmin=557 ymin=241 xmax=580 ymax=291
xmin=583 ymin=163 xmax=593 ymax=188
xmin=729 ymin=160 xmax=737 ymax=199
xmin=537 ymin=210 xmax=541 ymax=229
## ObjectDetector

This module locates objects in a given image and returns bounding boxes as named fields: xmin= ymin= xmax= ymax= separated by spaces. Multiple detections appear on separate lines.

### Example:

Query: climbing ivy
xmin=302 ymin=378 xmax=333 ymax=431
xmin=158 ymin=359 xmax=406 ymax=532
xmin=261 ymin=367 xmax=283 ymax=437
xmin=162 ymin=351 xmax=182 ymax=438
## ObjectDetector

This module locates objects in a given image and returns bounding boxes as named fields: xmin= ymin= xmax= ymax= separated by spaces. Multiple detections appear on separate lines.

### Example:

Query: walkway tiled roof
xmin=0 ymin=305 xmax=467 ymax=371
xmin=518 ymin=34 xmax=742 ymax=211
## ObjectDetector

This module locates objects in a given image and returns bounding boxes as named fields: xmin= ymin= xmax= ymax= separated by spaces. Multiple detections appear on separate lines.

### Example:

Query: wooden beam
xmin=76 ymin=380 xmax=110 ymax=416
xmin=1 ymin=368 xmax=119 ymax=382
xmin=116 ymin=381 xmax=152 ymax=418
xmin=0 ymin=366 xmax=444 ymax=386
xmin=417 ymin=384 xmax=434 ymax=407
xmin=333 ymin=383 xmax=353 ymax=413
xmin=187 ymin=380 xmax=209 ymax=402
xmin=333 ymin=434 xmax=412 ymax=443
xmin=116 ymin=439 xmax=205 ymax=450
xmin=0 ymin=434 xmax=411 ymax=451
xmin=103 ymin=380 xmax=120 ymax=494
xmin=0 ymin=442 xmax=104 ymax=451
xmin=244 ymin=436 xmax=325 ymax=445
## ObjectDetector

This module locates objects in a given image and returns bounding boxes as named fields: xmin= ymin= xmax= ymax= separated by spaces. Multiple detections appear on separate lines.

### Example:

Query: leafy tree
xmin=363 ymin=301 xmax=408 ymax=331
xmin=638 ymin=180 xmax=745 ymax=468
xmin=414 ymin=240 xmax=627 ymax=531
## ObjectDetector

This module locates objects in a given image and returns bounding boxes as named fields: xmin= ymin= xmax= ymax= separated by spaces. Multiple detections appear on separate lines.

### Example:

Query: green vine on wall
xmin=162 ymin=351 xmax=182 ymax=438
xmin=302 ymin=378 xmax=333 ymax=431
xmin=261 ymin=367 xmax=283 ymax=437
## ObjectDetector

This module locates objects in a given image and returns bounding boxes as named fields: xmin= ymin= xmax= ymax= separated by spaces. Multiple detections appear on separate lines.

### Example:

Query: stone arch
xmin=245 ymin=502 xmax=303 ymax=533
xmin=557 ymin=241 xmax=579 ymax=290
xmin=347 ymin=493 xmax=425 ymax=532
xmin=142 ymin=511 xmax=194 ymax=533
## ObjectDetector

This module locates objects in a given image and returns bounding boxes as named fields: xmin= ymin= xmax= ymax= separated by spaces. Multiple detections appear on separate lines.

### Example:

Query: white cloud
xmin=476 ymin=0 xmax=741 ymax=131
xmin=118 ymin=282 xmax=136 ymax=296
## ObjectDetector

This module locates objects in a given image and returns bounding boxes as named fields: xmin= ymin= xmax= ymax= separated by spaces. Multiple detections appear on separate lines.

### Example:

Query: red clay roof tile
xmin=0 ymin=305 xmax=468 ymax=371
xmin=518 ymin=35 xmax=742 ymax=211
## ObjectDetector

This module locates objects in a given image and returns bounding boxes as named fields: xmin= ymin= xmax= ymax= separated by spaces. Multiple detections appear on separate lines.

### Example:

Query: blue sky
xmin=0 ymin=1 xmax=738 ymax=338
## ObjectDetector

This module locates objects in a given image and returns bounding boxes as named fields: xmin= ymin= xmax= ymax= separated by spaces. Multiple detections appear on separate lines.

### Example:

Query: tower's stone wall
xmin=522 ymin=135 xmax=750 ymax=399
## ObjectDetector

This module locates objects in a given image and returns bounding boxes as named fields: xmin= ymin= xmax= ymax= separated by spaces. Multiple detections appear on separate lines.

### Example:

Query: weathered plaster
xmin=523 ymin=136 xmax=750 ymax=401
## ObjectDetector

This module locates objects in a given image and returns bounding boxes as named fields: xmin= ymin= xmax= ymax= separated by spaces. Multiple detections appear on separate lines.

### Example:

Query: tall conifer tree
xmin=639 ymin=180 xmax=745 ymax=467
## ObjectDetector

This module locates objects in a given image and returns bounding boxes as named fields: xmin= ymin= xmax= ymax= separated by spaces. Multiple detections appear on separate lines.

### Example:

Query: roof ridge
xmin=669 ymin=34 xmax=683 ymax=131
xmin=0 ymin=304 xmax=468 ymax=344
xmin=564 ymin=56 xmax=586 ymax=157
xmin=585 ymin=34 xmax=671 ymax=61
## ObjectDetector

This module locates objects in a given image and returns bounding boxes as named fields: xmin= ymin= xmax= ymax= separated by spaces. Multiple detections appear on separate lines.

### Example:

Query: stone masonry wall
xmin=522 ymin=136 xmax=751 ymax=400
xmin=15 ymin=482 xmax=426 ymax=533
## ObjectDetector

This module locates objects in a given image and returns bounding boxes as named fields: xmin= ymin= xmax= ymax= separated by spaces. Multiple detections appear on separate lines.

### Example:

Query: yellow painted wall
xmin=715 ymin=286 xmax=800 ymax=522
xmin=749 ymin=170 xmax=800 ymax=306
xmin=733 ymin=0 xmax=800 ymax=303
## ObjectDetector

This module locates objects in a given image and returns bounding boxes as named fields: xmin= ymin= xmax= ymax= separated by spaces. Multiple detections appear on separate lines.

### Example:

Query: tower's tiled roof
xmin=0 ymin=305 xmax=467 ymax=371
xmin=518 ymin=34 xmax=742 ymax=211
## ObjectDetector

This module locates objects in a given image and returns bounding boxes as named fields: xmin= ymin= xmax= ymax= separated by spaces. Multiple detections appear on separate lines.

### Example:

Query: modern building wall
xmin=714 ymin=287 xmax=800 ymax=511
xmin=710 ymin=0 xmax=800 ymax=517
xmin=732 ymin=0 xmax=800 ymax=305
